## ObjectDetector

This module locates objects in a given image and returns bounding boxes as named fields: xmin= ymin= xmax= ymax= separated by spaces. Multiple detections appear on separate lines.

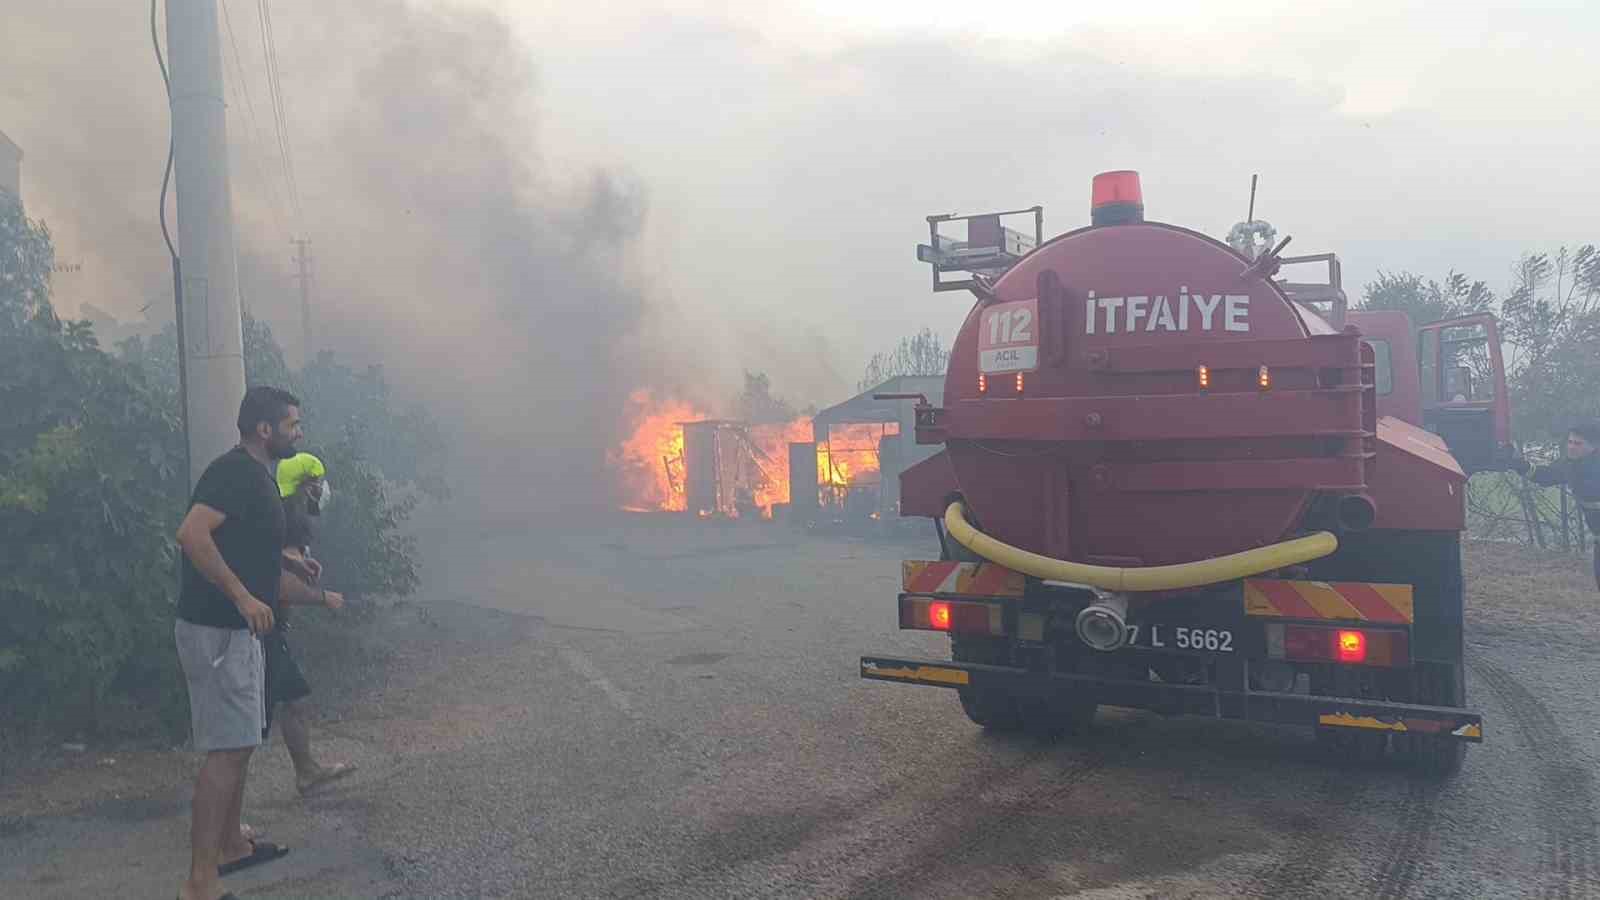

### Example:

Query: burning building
xmin=609 ymin=391 xmax=810 ymax=519
xmin=791 ymin=375 xmax=946 ymax=528
xmin=609 ymin=375 xmax=944 ymax=524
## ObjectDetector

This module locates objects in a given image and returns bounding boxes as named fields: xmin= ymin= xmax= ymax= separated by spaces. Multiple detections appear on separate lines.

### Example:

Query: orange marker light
xmin=929 ymin=601 xmax=952 ymax=631
xmin=1258 ymin=365 xmax=1272 ymax=391
xmin=1197 ymin=365 xmax=1211 ymax=390
xmin=978 ymin=373 xmax=988 ymax=393
xmin=1015 ymin=372 xmax=1025 ymax=394
xmin=1337 ymin=629 xmax=1367 ymax=663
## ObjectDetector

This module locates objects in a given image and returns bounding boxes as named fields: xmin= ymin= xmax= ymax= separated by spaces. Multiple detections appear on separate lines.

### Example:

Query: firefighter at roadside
xmin=1523 ymin=421 xmax=1600 ymax=591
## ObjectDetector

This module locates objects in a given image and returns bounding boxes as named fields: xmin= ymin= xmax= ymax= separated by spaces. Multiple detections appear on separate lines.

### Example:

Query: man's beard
xmin=267 ymin=434 xmax=299 ymax=460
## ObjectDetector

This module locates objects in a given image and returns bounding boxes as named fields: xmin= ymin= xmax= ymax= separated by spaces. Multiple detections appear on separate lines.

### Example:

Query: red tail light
xmin=1269 ymin=623 xmax=1405 ymax=667
xmin=899 ymin=596 xmax=1004 ymax=636
xmin=1337 ymin=630 xmax=1366 ymax=663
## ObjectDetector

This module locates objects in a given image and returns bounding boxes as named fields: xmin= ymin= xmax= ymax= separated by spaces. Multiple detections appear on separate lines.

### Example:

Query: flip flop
xmin=298 ymin=762 xmax=357 ymax=796
xmin=218 ymin=839 xmax=290 ymax=875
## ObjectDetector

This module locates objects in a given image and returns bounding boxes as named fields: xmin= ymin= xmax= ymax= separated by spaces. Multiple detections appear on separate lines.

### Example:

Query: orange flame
xmin=610 ymin=392 xmax=900 ymax=518
xmin=608 ymin=390 xmax=707 ymax=513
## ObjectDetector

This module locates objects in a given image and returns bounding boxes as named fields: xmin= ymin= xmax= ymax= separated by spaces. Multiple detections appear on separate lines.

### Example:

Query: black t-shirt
xmin=177 ymin=447 xmax=287 ymax=628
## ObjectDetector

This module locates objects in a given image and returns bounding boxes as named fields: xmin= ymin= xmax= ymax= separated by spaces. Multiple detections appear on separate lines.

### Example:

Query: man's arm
xmin=281 ymin=547 xmax=322 ymax=581
xmin=1530 ymin=459 xmax=1570 ymax=487
xmin=278 ymin=568 xmax=344 ymax=609
xmin=176 ymin=504 xmax=275 ymax=635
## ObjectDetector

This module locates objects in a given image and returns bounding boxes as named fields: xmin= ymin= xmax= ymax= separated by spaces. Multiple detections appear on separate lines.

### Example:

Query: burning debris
xmin=608 ymin=390 xmax=895 ymax=520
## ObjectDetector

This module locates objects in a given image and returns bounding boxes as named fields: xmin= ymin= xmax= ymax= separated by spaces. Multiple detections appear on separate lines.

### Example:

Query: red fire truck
xmin=862 ymin=171 xmax=1516 ymax=774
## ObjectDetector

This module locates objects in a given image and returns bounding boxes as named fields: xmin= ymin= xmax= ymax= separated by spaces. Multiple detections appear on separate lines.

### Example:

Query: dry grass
xmin=1464 ymin=538 xmax=1597 ymax=634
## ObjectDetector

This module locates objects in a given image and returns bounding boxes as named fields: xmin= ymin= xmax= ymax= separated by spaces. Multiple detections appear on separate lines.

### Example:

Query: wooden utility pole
xmin=167 ymin=0 xmax=247 ymax=488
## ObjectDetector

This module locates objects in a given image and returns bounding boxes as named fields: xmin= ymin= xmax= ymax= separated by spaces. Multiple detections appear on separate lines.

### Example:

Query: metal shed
xmin=797 ymin=375 xmax=946 ymax=524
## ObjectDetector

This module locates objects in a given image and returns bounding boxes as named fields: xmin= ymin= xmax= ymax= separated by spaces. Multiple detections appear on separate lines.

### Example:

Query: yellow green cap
xmin=276 ymin=452 xmax=326 ymax=498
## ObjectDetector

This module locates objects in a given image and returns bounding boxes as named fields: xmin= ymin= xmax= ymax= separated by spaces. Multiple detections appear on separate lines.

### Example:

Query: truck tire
xmin=951 ymin=636 xmax=1024 ymax=732
xmin=1395 ymin=661 xmax=1467 ymax=776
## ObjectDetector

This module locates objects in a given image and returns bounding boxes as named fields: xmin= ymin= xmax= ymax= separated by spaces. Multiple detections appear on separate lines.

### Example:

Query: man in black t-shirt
xmin=173 ymin=386 xmax=304 ymax=900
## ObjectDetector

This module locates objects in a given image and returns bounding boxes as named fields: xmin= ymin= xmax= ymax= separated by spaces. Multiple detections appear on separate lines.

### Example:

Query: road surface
xmin=3 ymin=516 xmax=1598 ymax=898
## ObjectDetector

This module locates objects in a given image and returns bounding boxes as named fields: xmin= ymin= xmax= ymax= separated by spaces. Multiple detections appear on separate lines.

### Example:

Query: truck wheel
xmin=952 ymin=637 xmax=1024 ymax=732
xmin=1396 ymin=661 xmax=1467 ymax=777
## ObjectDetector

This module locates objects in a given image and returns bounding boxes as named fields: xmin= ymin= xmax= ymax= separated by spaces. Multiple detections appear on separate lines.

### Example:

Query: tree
xmin=0 ymin=197 xmax=53 ymax=333
xmin=736 ymin=370 xmax=798 ymax=425
xmin=0 ymin=200 xmax=190 ymax=736
xmin=1498 ymin=246 xmax=1600 ymax=446
xmin=1359 ymin=270 xmax=1495 ymax=326
xmin=858 ymin=327 xmax=950 ymax=392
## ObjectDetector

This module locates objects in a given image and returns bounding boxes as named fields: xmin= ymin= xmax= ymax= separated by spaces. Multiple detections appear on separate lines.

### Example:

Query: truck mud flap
xmin=860 ymin=655 xmax=1483 ymax=742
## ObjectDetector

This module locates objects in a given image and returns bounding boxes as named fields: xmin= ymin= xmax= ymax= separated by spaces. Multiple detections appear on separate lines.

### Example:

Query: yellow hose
xmin=943 ymin=502 xmax=1337 ymax=592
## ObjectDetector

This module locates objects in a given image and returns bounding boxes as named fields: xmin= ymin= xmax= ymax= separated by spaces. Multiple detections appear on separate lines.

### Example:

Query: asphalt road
xmin=4 ymin=516 xmax=1600 ymax=898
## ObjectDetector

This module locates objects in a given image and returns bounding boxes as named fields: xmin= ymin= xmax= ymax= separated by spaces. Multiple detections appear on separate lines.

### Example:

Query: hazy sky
xmin=6 ymin=0 xmax=1598 ymax=417
xmin=495 ymin=0 xmax=1600 ymax=401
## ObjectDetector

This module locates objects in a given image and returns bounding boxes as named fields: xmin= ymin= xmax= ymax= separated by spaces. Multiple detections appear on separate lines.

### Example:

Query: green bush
xmin=1 ymin=198 xmax=440 ymax=741
xmin=1 ymin=203 xmax=190 ymax=736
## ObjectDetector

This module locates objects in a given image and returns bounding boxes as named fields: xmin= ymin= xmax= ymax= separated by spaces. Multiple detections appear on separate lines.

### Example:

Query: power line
xmin=219 ymin=0 xmax=291 ymax=236
xmin=256 ymin=0 xmax=303 ymax=226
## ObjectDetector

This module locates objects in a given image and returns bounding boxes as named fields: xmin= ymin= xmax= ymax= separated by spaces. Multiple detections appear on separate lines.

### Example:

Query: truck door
xmin=1417 ymin=314 xmax=1513 ymax=474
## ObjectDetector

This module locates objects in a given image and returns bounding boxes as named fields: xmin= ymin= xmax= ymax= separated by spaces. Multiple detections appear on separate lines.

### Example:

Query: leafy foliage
xmin=858 ymin=327 xmax=949 ymax=392
xmin=1498 ymin=247 xmax=1600 ymax=445
xmin=1359 ymin=270 xmax=1496 ymax=326
xmin=299 ymin=351 xmax=449 ymax=503
xmin=0 ymin=197 xmax=443 ymax=738
xmin=1 ymin=199 xmax=190 ymax=735
xmin=736 ymin=370 xmax=800 ymax=425
xmin=0 ymin=198 xmax=53 ymax=332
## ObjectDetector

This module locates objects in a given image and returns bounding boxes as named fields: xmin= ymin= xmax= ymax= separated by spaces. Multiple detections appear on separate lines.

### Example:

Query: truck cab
xmin=1277 ymin=255 xmax=1516 ymax=475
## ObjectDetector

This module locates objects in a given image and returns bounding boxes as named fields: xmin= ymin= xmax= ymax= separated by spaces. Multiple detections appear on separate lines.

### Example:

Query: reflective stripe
xmin=1245 ymin=579 xmax=1414 ymax=624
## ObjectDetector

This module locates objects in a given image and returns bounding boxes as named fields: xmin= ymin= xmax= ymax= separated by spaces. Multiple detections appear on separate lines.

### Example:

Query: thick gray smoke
xmin=4 ymin=2 xmax=700 ymax=520
xmin=8 ymin=1 xmax=1597 ymax=525
xmin=281 ymin=4 xmax=688 ymax=518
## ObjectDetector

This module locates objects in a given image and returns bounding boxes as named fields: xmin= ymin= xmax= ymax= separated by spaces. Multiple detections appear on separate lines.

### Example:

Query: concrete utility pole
xmin=291 ymin=237 xmax=313 ymax=361
xmin=167 ymin=0 xmax=247 ymax=489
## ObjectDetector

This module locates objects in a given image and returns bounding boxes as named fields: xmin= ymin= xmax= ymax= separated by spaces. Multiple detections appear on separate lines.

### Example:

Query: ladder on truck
xmin=1275 ymin=252 xmax=1349 ymax=330
xmin=916 ymin=206 xmax=1043 ymax=293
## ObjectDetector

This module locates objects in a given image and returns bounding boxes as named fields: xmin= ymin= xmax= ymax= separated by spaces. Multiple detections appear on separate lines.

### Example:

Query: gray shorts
xmin=174 ymin=619 xmax=264 ymax=751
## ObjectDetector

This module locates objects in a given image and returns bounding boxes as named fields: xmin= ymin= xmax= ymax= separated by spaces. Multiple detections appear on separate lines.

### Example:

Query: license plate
xmin=1128 ymin=623 xmax=1235 ymax=653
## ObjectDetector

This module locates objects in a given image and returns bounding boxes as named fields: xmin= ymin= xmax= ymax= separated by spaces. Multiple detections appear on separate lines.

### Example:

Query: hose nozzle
xmin=1075 ymin=592 xmax=1131 ymax=652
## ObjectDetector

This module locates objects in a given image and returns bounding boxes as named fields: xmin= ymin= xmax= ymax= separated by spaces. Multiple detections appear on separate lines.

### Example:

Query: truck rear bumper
xmin=860 ymin=654 xmax=1483 ymax=742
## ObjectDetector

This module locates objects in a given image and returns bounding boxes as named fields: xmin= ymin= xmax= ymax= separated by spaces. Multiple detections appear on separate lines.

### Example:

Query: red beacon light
xmin=1090 ymin=170 xmax=1145 ymax=226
